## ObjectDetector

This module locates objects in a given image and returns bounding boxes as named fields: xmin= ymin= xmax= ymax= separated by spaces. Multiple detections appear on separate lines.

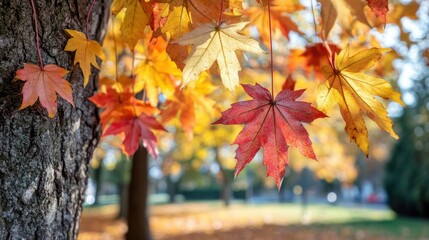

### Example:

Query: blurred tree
xmin=384 ymin=1 xmax=429 ymax=217
xmin=385 ymin=76 xmax=429 ymax=218
xmin=127 ymin=146 xmax=151 ymax=240
xmin=88 ymin=0 xmax=425 ymax=239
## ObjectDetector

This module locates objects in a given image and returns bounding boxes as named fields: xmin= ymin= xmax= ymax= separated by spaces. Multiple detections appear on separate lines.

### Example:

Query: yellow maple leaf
xmin=134 ymin=37 xmax=181 ymax=106
xmin=175 ymin=21 xmax=264 ymax=91
xmin=64 ymin=29 xmax=105 ymax=87
xmin=317 ymin=46 xmax=404 ymax=155
xmin=161 ymin=0 xmax=192 ymax=39
xmin=112 ymin=0 xmax=150 ymax=50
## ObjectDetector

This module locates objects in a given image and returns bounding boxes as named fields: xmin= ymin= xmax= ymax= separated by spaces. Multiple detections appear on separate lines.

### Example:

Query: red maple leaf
xmin=287 ymin=43 xmax=341 ymax=81
xmin=89 ymin=86 xmax=156 ymax=128
xmin=89 ymin=85 xmax=165 ymax=158
xmin=367 ymin=0 xmax=389 ymax=24
xmin=103 ymin=113 xmax=165 ymax=158
xmin=214 ymin=84 xmax=326 ymax=188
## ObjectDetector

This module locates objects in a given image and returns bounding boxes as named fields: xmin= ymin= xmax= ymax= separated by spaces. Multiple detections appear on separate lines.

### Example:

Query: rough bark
xmin=126 ymin=146 xmax=152 ymax=240
xmin=0 ymin=0 xmax=110 ymax=239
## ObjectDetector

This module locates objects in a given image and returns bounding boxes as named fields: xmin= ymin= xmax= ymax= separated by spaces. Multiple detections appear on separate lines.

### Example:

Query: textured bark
xmin=0 ymin=0 xmax=110 ymax=239
xmin=126 ymin=146 xmax=151 ymax=240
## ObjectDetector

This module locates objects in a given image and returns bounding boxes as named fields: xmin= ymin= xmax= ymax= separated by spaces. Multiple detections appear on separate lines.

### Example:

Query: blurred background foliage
xmin=80 ymin=0 xmax=429 ymax=239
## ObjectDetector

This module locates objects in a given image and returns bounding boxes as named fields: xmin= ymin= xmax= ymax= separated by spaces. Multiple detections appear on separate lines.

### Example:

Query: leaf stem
xmin=86 ymin=0 xmax=97 ymax=38
xmin=29 ymin=0 xmax=44 ymax=68
xmin=313 ymin=0 xmax=334 ymax=69
xmin=131 ymin=52 xmax=137 ymax=116
xmin=217 ymin=0 xmax=225 ymax=27
xmin=112 ymin=16 xmax=119 ymax=81
xmin=268 ymin=0 xmax=274 ymax=97
xmin=310 ymin=0 xmax=319 ymax=41
xmin=142 ymin=84 xmax=147 ymax=103
xmin=323 ymin=41 xmax=335 ymax=69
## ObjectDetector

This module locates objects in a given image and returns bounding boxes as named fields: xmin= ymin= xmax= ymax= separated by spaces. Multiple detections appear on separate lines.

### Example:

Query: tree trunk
xmin=117 ymin=182 xmax=129 ymax=219
xmin=166 ymin=175 xmax=177 ymax=203
xmin=214 ymin=147 xmax=232 ymax=207
xmin=117 ymin=155 xmax=130 ymax=219
xmin=93 ymin=159 xmax=104 ymax=206
xmin=0 ymin=0 xmax=110 ymax=238
xmin=126 ymin=146 xmax=152 ymax=240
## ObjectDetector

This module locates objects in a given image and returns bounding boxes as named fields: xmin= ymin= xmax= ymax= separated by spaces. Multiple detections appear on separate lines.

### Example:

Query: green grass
xmin=81 ymin=201 xmax=429 ymax=239
xmin=150 ymin=202 xmax=429 ymax=239
xmin=285 ymin=204 xmax=427 ymax=238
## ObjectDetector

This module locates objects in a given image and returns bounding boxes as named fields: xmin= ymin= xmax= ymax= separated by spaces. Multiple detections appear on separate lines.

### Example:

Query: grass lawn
xmin=79 ymin=202 xmax=429 ymax=240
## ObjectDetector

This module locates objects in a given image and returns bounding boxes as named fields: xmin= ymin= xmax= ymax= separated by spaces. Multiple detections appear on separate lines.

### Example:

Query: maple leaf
xmin=317 ymin=46 xmax=404 ymax=155
xmin=214 ymin=84 xmax=326 ymax=188
xmin=150 ymin=3 xmax=169 ymax=33
xmin=188 ymin=0 xmax=244 ymax=25
xmin=64 ymin=29 xmax=105 ymax=87
xmin=112 ymin=0 xmax=151 ymax=50
xmin=134 ymin=37 xmax=181 ymax=106
xmin=287 ymin=43 xmax=341 ymax=80
xmin=161 ymin=73 xmax=217 ymax=138
xmin=90 ymin=83 xmax=164 ymax=158
xmin=103 ymin=113 xmax=165 ymax=158
xmin=175 ymin=22 xmax=264 ymax=91
xmin=161 ymin=0 xmax=192 ymax=39
xmin=16 ymin=63 xmax=74 ymax=118
xmin=367 ymin=0 xmax=389 ymax=24
xmin=318 ymin=0 xmax=337 ymax=38
xmin=89 ymin=84 xmax=156 ymax=128
xmin=282 ymin=75 xmax=296 ymax=91
xmin=245 ymin=0 xmax=302 ymax=47
xmin=318 ymin=0 xmax=371 ymax=36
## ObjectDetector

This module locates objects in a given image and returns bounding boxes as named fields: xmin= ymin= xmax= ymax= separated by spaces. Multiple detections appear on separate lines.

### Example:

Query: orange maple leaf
xmin=16 ymin=63 xmax=74 ymax=118
xmin=90 ymin=84 xmax=164 ymax=158
xmin=287 ymin=43 xmax=341 ymax=80
xmin=89 ymin=85 xmax=157 ymax=128
xmin=245 ymin=0 xmax=302 ymax=47
xmin=161 ymin=73 xmax=217 ymax=138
